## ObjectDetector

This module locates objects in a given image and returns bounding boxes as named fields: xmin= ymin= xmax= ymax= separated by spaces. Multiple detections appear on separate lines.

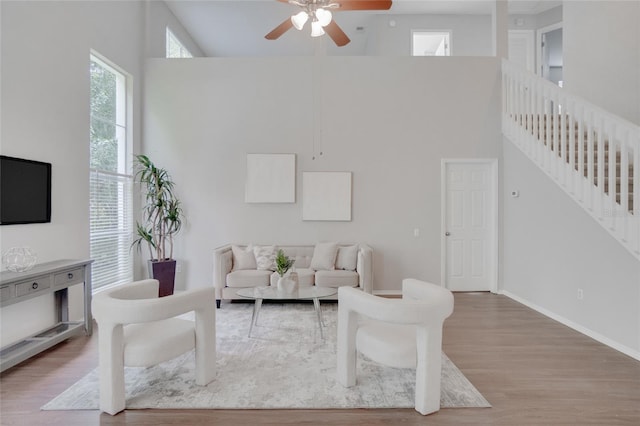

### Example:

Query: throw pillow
xmin=310 ymin=242 xmax=338 ymax=271
xmin=335 ymin=244 xmax=358 ymax=271
xmin=231 ymin=245 xmax=256 ymax=271
xmin=253 ymin=245 xmax=277 ymax=271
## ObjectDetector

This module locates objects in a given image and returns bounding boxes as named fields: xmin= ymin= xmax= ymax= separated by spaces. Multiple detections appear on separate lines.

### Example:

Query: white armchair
xmin=337 ymin=278 xmax=454 ymax=415
xmin=92 ymin=279 xmax=216 ymax=415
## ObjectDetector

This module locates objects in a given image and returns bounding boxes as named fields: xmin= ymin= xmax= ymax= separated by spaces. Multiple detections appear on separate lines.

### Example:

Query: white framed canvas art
xmin=302 ymin=172 xmax=352 ymax=221
xmin=245 ymin=154 xmax=296 ymax=203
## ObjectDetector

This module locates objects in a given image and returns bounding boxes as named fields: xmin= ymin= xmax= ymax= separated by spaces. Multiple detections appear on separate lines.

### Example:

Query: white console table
xmin=0 ymin=259 xmax=93 ymax=372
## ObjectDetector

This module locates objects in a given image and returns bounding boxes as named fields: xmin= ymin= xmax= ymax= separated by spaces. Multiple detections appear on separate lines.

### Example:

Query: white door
xmin=508 ymin=30 xmax=535 ymax=73
xmin=441 ymin=160 xmax=497 ymax=292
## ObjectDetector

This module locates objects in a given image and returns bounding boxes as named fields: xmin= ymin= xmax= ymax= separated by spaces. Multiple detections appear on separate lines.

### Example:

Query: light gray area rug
xmin=43 ymin=302 xmax=490 ymax=411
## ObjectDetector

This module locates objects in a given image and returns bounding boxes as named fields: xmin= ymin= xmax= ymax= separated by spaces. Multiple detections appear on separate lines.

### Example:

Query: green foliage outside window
xmin=90 ymin=60 xmax=118 ymax=173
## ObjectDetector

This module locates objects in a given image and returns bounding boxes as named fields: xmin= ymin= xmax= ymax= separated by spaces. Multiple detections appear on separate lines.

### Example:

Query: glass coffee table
xmin=236 ymin=286 xmax=337 ymax=339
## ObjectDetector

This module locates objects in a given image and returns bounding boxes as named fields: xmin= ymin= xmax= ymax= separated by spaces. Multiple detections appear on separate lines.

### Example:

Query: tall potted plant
xmin=132 ymin=154 xmax=183 ymax=297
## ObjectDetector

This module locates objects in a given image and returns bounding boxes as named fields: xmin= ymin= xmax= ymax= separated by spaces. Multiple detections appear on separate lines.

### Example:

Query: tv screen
xmin=0 ymin=155 xmax=52 ymax=225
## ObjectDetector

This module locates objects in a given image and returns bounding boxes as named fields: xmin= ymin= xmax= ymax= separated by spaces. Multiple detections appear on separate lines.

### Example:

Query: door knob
xmin=445 ymin=232 xmax=451 ymax=236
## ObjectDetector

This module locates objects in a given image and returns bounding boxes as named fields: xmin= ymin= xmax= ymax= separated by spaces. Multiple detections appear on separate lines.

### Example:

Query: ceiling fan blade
xmin=265 ymin=18 xmax=294 ymax=40
xmin=324 ymin=20 xmax=350 ymax=46
xmin=337 ymin=0 xmax=392 ymax=11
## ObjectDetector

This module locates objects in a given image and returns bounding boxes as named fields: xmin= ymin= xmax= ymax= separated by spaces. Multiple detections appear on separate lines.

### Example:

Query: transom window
xmin=166 ymin=27 xmax=193 ymax=58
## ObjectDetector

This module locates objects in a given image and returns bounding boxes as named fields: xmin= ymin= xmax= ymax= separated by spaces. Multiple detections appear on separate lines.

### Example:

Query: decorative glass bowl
xmin=2 ymin=247 xmax=38 ymax=272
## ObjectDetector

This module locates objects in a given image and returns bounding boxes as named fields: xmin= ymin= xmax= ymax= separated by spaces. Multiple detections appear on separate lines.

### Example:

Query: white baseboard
xmin=500 ymin=290 xmax=640 ymax=362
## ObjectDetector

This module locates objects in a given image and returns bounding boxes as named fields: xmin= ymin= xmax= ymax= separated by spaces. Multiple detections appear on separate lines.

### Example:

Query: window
xmin=411 ymin=31 xmax=451 ymax=56
xmin=166 ymin=27 xmax=193 ymax=58
xmin=89 ymin=53 xmax=133 ymax=292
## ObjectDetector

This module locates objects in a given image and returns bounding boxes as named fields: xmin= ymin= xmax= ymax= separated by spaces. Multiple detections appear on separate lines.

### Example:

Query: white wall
xmin=536 ymin=5 xmax=562 ymax=30
xmin=502 ymin=141 xmax=640 ymax=357
xmin=503 ymin=1 xmax=640 ymax=359
xmin=563 ymin=1 xmax=640 ymax=125
xmin=367 ymin=14 xmax=493 ymax=56
xmin=509 ymin=5 xmax=562 ymax=30
xmin=0 ymin=0 xmax=146 ymax=347
xmin=144 ymin=56 xmax=502 ymax=294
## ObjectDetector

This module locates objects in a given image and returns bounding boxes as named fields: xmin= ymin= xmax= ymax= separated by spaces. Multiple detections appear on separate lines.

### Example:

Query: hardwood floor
xmin=1 ymin=293 xmax=639 ymax=425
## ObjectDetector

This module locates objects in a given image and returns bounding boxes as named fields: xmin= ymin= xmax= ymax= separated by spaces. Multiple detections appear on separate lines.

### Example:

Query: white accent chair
xmin=337 ymin=278 xmax=454 ymax=415
xmin=92 ymin=279 xmax=216 ymax=415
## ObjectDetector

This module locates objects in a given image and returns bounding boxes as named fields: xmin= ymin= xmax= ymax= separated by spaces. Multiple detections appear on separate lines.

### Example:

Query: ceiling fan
xmin=265 ymin=0 xmax=392 ymax=47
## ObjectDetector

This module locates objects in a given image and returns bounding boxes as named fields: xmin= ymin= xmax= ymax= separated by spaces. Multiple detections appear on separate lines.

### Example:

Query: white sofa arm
xmin=356 ymin=244 xmax=374 ymax=294
xmin=213 ymin=244 xmax=233 ymax=305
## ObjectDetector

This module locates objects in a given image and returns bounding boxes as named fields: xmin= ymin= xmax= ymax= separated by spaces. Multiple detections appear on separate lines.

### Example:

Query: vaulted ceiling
xmin=165 ymin=0 xmax=561 ymax=57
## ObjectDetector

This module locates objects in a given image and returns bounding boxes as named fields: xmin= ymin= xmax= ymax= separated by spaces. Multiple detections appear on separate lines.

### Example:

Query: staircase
xmin=502 ymin=60 xmax=640 ymax=260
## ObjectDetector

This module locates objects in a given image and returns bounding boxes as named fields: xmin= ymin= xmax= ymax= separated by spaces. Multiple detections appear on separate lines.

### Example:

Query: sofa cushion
xmin=227 ymin=270 xmax=272 ymax=288
xmin=315 ymin=270 xmax=359 ymax=288
xmin=253 ymin=245 xmax=277 ymax=271
xmin=269 ymin=268 xmax=315 ymax=287
xmin=292 ymin=255 xmax=312 ymax=269
xmin=335 ymin=244 xmax=358 ymax=271
xmin=310 ymin=242 xmax=338 ymax=271
xmin=232 ymin=244 xmax=256 ymax=270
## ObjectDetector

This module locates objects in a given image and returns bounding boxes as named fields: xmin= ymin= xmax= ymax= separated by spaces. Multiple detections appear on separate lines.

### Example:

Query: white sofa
xmin=213 ymin=243 xmax=373 ymax=308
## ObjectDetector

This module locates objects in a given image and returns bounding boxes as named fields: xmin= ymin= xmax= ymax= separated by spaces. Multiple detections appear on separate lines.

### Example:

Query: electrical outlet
xmin=577 ymin=288 xmax=584 ymax=300
xmin=176 ymin=263 xmax=182 ymax=274
xmin=414 ymin=228 xmax=420 ymax=237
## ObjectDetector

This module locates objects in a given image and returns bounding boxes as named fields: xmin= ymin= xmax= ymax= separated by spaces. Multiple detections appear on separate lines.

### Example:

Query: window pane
xmin=89 ymin=54 xmax=133 ymax=293
xmin=166 ymin=27 xmax=193 ymax=58
xmin=168 ymin=36 xmax=181 ymax=58
xmin=91 ymin=119 xmax=115 ymax=142
xmin=89 ymin=132 xmax=118 ymax=173
xmin=90 ymin=60 xmax=116 ymax=123
xmin=90 ymin=171 xmax=133 ymax=289
xmin=90 ymin=59 xmax=119 ymax=174
xmin=180 ymin=46 xmax=193 ymax=59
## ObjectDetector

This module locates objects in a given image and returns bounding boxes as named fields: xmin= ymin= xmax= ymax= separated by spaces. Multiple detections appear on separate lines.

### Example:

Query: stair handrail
xmin=502 ymin=58 xmax=640 ymax=260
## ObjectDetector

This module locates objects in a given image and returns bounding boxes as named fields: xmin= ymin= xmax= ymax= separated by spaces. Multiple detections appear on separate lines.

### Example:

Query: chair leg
xmin=194 ymin=306 xmax=216 ymax=385
xmin=414 ymin=325 xmax=443 ymax=415
xmin=98 ymin=324 xmax=126 ymax=415
xmin=336 ymin=304 xmax=358 ymax=387
xmin=216 ymin=299 xmax=221 ymax=309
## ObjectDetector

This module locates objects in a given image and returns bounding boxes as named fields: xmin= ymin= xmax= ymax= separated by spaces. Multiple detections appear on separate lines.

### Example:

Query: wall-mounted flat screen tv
xmin=0 ymin=155 xmax=52 ymax=225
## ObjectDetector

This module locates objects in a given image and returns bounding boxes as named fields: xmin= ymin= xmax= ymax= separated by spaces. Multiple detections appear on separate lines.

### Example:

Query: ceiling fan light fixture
xmin=267 ymin=0 xmax=385 ymax=46
xmin=315 ymin=8 xmax=332 ymax=27
xmin=310 ymin=19 xmax=325 ymax=37
xmin=291 ymin=11 xmax=309 ymax=30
